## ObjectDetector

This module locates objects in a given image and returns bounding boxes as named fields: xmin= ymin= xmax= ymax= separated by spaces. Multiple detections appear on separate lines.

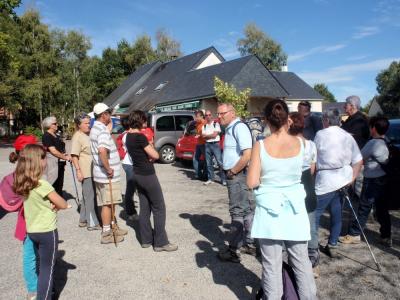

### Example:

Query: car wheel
xmin=159 ymin=145 xmax=175 ymax=164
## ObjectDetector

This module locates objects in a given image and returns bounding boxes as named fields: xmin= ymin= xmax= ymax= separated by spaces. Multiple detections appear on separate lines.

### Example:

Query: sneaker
xmin=218 ymin=248 xmax=241 ymax=263
xmin=127 ymin=214 xmax=139 ymax=222
xmin=78 ymin=221 xmax=87 ymax=228
xmin=87 ymin=225 xmax=102 ymax=231
xmin=114 ymin=226 xmax=128 ymax=236
xmin=379 ymin=237 xmax=392 ymax=248
xmin=240 ymin=244 xmax=257 ymax=256
xmin=339 ymin=235 xmax=361 ymax=244
xmin=154 ymin=243 xmax=178 ymax=252
xmin=101 ymin=231 xmax=124 ymax=244
xmin=312 ymin=265 xmax=320 ymax=279
xmin=324 ymin=244 xmax=339 ymax=259
xmin=26 ymin=292 xmax=37 ymax=300
xmin=141 ymin=243 xmax=152 ymax=248
xmin=203 ymin=180 xmax=213 ymax=186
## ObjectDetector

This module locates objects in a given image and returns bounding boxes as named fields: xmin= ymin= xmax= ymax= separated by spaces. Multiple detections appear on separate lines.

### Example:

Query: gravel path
xmin=0 ymin=143 xmax=399 ymax=299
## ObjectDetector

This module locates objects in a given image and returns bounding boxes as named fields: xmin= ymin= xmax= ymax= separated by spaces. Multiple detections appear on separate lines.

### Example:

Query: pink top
xmin=0 ymin=173 xmax=27 ymax=241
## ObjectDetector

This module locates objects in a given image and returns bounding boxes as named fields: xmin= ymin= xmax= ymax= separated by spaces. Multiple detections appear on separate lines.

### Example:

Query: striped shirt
xmin=90 ymin=120 xmax=121 ymax=183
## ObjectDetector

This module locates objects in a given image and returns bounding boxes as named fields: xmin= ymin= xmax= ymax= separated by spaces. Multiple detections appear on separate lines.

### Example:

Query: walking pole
xmin=69 ymin=162 xmax=81 ymax=212
xmin=108 ymin=178 xmax=118 ymax=247
xmin=340 ymin=188 xmax=382 ymax=272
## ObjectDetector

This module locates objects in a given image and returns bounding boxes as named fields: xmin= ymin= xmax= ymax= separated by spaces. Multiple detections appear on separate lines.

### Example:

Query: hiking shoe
xmin=313 ymin=265 xmax=320 ymax=279
xmin=324 ymin=244 xmax=339 ymax=258
xmin=127 ymin=214 xmax=139 ymax=222
xmin=101 ymin=231 xmax=124 ymax=244
xmin=87 ymin=225 xmax=102 ymax=231
xmin=26 ymin=292 xmax=37 ymax=300
xmin=218 ymin=248 xmax=241 ymax=263
xmin=115 ymin=226 xmax=128 ymax=236
xmin=154 ymin=243 xmax=178 ymax=252
xmin=141 ymin=243 xmax=152 ymax=248
xmin=379 ymin=237 xmax=392 ymax=248
xmin=78 ymin=221 xmax=87 ymax=228
xmin=339 ymin=235 xmax=361 ymax=244
xmin=203 ymin=180 xmax=213 ymax=186
xmin=240 ymin=244 xmax=257 ymax=256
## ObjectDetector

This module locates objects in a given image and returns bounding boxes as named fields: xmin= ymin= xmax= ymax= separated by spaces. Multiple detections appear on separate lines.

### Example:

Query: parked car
xmin=147 ymin=111 xmax=195 ymax=163
xmin=176 ymin=120 xmax=224 ymax=162
xmin=387 ymin=119 xmax=400 ymax=149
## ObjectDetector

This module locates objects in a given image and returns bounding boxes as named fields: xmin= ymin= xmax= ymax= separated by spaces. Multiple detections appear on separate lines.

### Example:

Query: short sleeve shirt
xmin=24 ymin=180 xmax=56 ymax=233
xmin=125 ymin=133 xmax=155 ymax=175
xmin=314 ymin=126 xmax=362 ymax=195
xmin=42 ymin=132 xmax=65 ymax=153
xmin=90 ymin=120 xmax=121 ymax=183
xmin=121 ymin=132 xmax=133 ymax=165
xmin=196 ymin=120 xmax=206 ymax=145
xmin=203 ymin=122 xmax=221 ymax=143
xmin=302 ymin=140 xmax=317 ymax=171
xmin=223 ymin=118 xmax=252 ymax=170
xmin=361 ymin=139 xmax=389 ymax=178
xmin=71 ymin=131 xmax=93 ymax=178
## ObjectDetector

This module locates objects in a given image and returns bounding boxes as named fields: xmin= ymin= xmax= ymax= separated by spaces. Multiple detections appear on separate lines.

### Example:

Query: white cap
xmin=93 ymin=103 xmax=111 ymax=115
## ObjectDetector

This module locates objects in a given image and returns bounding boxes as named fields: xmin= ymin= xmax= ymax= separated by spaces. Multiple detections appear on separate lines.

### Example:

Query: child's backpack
xmin=232 ymin=118 xmax=265 ymax=145
xmin=116 ymin=132 xmax=127 ymax=160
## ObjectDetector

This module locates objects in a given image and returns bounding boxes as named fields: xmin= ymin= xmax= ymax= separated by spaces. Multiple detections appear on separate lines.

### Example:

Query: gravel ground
xmin=0 ymin=142 xmax=399 ymax=299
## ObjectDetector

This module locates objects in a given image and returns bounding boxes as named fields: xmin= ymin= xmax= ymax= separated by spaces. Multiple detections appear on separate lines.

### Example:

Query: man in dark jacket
xmin=298 ymin=101 xmax=323 ymax=140
xmin=341 ymin=95 xmax=370 ymax=149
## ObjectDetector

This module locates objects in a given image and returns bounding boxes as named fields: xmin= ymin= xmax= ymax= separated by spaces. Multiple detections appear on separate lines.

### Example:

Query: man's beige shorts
xmin=95 ymin=181 xmax=122 ymax=206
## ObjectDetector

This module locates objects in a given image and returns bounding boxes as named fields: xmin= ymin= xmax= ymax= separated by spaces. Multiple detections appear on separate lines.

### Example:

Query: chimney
xmin=281 ymin=64 xmax=288 ymax=72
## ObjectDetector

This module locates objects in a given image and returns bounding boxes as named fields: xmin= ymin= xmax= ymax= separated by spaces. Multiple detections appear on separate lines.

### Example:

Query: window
xmin=156 ymin=116 xmax=175 ymax=131
xmin=154 ymin=81 xmax=168 ymax=91
xmin=175 ymin=115 xmax=194 ymax=131
xmin=135 ymin=86 xmax=146 ymax=95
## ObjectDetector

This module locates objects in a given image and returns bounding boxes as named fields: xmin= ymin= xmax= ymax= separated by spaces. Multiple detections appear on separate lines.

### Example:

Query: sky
xmin=17 ymin=0 xmax=400 ymax=106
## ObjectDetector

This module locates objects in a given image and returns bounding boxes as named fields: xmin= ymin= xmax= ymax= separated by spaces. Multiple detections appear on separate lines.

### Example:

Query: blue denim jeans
xmin=307 ymin=211 xmax=319 ymax=267
xmin=23 ymin=236 xmax=38 ymax=293
xmin=205 ymin=142 xmax=226 ymax=182
xmin=349 ymin=176 xmax=391 ymax=238
xmin=226 ymin=172 xmax=254 ymax=250
xmin=193 ymin=144 xmax=206 ymax=178
xmin=122 ymin=164 xmax=137 ymax=216
xmin=315 ymin=190 xmax=343 ymax=246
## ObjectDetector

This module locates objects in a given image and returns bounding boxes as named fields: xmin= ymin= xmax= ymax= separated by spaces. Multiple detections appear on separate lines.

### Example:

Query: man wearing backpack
xmin=202 ymin=110 xmax=226 ymax=186
xmin=217 ymin=103 xmax=255 ymax=262
xmin=340 ymin=116 xmax=392 ymax=247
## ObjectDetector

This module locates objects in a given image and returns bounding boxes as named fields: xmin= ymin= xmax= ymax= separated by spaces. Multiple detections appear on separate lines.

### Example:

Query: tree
xmin=0 ymin=0 xmax=21 ymax=17
xmin=375 ymin=61 xmax=400 ymax=117
xmin=155 ymin=29 xmax=182 ymax=62
xmin=214 ymin=77 xmax=251 ymax=118
xmin=237 ymin=23 xmax=287 ymax=71
xmin=313 ymin=83 xmax=336 ymax=103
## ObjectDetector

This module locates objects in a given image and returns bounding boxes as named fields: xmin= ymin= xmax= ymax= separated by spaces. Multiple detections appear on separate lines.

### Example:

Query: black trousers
xmin=29 ymin=229 xmax=58 ymax=300
xmin=52 ymin=162 xmax=65 ymax=195
xmin=135 ymin=173 xmax=169 ymax=247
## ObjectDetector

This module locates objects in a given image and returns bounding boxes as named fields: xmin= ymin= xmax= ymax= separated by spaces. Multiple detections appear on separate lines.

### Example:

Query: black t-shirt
xmin=125 ymin=133 xmax=155 ymax=175
xmin=42 ymin=132 xmax=65 ymax=153
xmin=341 ymin=111 xmax=370 ymax=150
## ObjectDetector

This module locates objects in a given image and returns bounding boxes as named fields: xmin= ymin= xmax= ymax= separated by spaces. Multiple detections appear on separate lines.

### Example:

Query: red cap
xmin=13 ymin=135 xmax=38 ymax=151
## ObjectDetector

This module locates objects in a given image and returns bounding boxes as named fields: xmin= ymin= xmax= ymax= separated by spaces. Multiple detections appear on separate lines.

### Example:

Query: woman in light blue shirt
xmin=247 ymin=99 xmax=317 ymax=300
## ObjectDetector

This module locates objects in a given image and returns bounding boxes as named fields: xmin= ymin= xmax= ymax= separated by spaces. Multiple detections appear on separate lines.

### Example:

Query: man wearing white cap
xmin=90 ymin=103 xmax=127 ymax=244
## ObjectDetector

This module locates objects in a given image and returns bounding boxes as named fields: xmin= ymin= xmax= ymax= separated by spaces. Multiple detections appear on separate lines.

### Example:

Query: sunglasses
xmin=52 ymin=122 xmax=58 ymax=125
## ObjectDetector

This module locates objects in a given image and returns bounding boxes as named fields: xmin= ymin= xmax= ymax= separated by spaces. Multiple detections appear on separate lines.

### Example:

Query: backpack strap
xmin=231 ymin=120 xmax=242 ymax=145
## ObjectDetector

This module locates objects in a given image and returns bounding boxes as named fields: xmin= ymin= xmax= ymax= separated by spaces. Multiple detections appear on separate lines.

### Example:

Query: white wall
xmin=286 ymin=100 xmax=323 ymax=112
xmin=195 ymin=53 xmax=222 ymax=70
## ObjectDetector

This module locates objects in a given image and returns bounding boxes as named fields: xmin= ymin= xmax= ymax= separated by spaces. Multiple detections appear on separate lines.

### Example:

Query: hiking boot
xmin=101 ymin=231 xmax=124 ymax=244
xmin=26 ymin=292 xmax=37 ymax=300
xmin=141 ymin=243 xmax=152 ymax=248
xmin=339 ymin=235 xmax=361 ymax=244
xmin=203 ymin=180 xmax=213 ymax=186
xmin=379 ymin=237 xmax=392 ymax=248
xmin=324 ymin=244 xmax=339 ymax=258
xmin=78 ymin=221 xmax=87 ymax=228
xmin=218 ymin=248 xmax=241 ymax=263
xmin=115 ymin=226 xmax=128 ymax=236
xmin=313 ymin=265 xmax=320 ymax=279
xmin=240 ymin=244 xmax=257 ymax=256
xmin=87 ymin=225 xmax=102 ymax=231
xmin=154 ymin=243 xmax=178 ymax=252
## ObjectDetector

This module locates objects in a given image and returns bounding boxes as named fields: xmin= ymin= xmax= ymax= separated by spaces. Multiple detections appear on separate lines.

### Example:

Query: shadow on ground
xmin=180 ymin=213 xmax=259 ymax=299
xmin=53 ymin=250 xmax=76 ymax=300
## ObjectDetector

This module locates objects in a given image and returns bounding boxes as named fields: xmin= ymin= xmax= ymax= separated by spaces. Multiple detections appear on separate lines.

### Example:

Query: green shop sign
xmin=156 ymin=101 xmax=200 ymax=112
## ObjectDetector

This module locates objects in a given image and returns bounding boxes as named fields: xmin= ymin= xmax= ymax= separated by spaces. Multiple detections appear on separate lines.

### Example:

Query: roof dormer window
xmin=135 ymin=86 xmax=147 ymax=95
xmin=154 ymin=81 xmax=168 ymax=91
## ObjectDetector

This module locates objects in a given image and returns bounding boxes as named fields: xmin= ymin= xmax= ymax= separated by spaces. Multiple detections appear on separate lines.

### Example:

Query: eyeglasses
xmin=216 ymin=110 xmax=232 ymax=116
xmin=52 ymin=122 xmax=58 ymax=125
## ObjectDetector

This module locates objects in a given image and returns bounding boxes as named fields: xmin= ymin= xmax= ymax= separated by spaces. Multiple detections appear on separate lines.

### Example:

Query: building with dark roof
xmin=104 ymin=47 xmax=323 ymax=115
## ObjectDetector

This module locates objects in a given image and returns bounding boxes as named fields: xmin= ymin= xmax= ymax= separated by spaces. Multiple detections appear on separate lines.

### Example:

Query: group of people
xmin=1 ymin=94 xmax=395 ymax=300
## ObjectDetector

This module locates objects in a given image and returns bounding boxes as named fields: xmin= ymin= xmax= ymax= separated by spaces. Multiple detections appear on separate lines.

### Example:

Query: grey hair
xmin=345 ymin=95 xmax=361 ymax=110
xmin=323 ymin=109 xmax=341 ymax=126
xmin=42 ymin=116 xmax=57 ymax=130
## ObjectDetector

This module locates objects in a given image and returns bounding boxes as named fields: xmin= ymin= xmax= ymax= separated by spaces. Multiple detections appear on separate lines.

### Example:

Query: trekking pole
xmin=69 ymin=162 xmax=81 ymax=212
xmin=340 ymin=188 xmax=382 ymax=272
xmin=108 ymin=178 xmax=118 ymax=247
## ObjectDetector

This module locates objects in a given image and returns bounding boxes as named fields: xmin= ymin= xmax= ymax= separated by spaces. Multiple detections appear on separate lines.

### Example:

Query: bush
xmin=24 ymin=126 xmax=43 ymax=139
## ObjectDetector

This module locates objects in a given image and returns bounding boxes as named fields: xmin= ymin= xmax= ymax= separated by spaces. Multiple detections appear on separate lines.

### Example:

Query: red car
xmin=176 ymin=120 xmax=224 ymax=161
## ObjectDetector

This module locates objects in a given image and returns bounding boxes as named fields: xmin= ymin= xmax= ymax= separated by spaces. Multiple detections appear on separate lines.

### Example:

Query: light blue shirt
xmin=222 ymin=118 xmax=252 ymax=170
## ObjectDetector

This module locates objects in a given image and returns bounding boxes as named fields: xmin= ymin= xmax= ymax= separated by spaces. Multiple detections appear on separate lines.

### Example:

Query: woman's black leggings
xmin=28 ymin=229 xmax=58 ymax=300
xmin=135 ymin=174 xmax=169 ymax=247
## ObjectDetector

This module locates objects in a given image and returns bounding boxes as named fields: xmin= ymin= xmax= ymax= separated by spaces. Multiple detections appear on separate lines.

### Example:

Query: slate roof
xmin=323 ymin=102 xmax=346 ymax=114
xmin=270 ymin=71 xmax=323 ymax=101
xmin=104 ymin=47 xmax=319 ymax=113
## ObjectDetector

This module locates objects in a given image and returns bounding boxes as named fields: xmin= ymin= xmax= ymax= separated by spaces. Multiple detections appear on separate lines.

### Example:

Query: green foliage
xmin=375 ymin=61 xmax=400 ymax=117
xmin=214 ymin=77 xmax=251 ymax=118
xmin=313 ymin=83 xmax=336 ymax=103
xmin=237 ymin=23 xmax=287 ymax=71
xmin=24 ymin=126 xmax=43 ymax=139
xmin=155 ymin=29 xmax=182 ymax=62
